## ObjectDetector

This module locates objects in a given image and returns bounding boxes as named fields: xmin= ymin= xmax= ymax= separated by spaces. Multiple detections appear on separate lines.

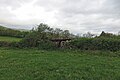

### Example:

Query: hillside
xmin=0 ymin=25 xmax=24 ymax=31
xmin=0 ymin=25 xmax=29 ymax=38
xmin=0 ymin=25 xmax=8 ymax=30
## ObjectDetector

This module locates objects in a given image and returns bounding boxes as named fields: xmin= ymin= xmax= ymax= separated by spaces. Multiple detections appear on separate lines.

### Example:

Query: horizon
xmin=0 ymin=23 xmax=119 ymax=36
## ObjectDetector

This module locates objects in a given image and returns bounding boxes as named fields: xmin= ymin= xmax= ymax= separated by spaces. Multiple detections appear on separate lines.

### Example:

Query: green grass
xmin=0 ymin=48 xmax=120 ymax=80
xmin=0 ymin=36 xmax=22 ymax=42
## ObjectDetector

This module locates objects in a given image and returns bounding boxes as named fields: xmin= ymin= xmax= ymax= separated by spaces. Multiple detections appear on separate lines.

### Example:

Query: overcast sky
xmin=0 ymin=0 xmax=120 ymax=34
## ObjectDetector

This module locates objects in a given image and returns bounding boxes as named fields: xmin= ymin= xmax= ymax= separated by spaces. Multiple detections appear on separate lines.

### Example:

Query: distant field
xmin=0 ymin=36 xmax=22 ymax=42
xmin=0 ymin=48 xmax=120 ymax=80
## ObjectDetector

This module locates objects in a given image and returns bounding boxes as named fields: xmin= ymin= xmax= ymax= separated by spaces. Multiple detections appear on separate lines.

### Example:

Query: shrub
xmin=70 ymin=38 xmax=93 ymax=50
xmin=70 ymin=37 xmax=120 ymax=51
xmin=0 ymin=41 xmax=11 ymax=47
xmin=38 ymin=40 xmax=57 ymax=50
xmin=92 ymin=38 xmax=120 ymax=51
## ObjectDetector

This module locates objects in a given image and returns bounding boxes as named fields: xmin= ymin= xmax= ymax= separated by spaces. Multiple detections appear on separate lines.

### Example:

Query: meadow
xmin=0 ymin=36 xmax=22 ymax=42
xmin=0 ymin=25 xmax=120 ymax=80
xmin=0 ymin=48 xmax=120 ymax=80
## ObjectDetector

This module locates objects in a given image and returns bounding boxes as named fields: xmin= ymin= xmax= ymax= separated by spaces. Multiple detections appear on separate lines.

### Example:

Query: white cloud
xmin=0 ymin=0 xmax=120 ymax=34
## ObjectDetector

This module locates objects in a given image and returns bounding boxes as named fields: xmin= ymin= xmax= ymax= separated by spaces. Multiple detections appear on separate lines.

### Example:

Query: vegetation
xmin=0 ymin=36 xmax=22 ymax=47
xmin=0 ymin=23 xmax=120 ymax=79
xmin=0 ymin=36 xmax=22 ymax=42
xmin=18 ymin=23 xmax=75 ymax=48
xmin=70 ymin=37 xmax=120 ymax=51
xmin=0 ymin=48 xmax=120 ymax=80
xmin=0 ymin=24 xmax=120 ymax=51
xmin=0 ymin=25 xmax=29 ymax=38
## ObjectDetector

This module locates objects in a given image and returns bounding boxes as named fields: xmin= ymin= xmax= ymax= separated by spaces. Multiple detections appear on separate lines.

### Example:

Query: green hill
xmin=0 ymin=25 xmax=8 ymax=30
xmin=0 ymin=25 xmax=28 ymax=38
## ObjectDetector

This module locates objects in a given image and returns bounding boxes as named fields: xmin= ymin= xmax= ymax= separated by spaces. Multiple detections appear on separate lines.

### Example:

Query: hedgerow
xmin=70 ymin=37 xmax=120 ymax=51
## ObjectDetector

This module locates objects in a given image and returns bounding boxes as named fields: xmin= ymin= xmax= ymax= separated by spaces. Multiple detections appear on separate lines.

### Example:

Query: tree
xmin=99 ymin=31 xmax=114 ymax=37
xmin=100 ymin=31 xmax=106 ymax=36
xmin=54 ymin=28 xmax=63 ymax=38
xmin=83 ymin=32 xmax=94 ymax=38
xmin=118 ymin=31 xmax=120 ymax=35
xmin=37 ymin=23 xmax=49 ymax=33
xmin=62 ymin=30 xmax=70 ymax=38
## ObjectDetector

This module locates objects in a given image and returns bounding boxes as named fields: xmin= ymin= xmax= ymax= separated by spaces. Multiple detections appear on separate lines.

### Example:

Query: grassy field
xmin=0 ymin=48 xmax=120 ymax=80
xmin=0 ymin=36 xmax=22 ymax=42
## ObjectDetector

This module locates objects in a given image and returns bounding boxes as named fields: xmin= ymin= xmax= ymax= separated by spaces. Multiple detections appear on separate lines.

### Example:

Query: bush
xmin=70 ymin=38 xmax=93 ymax=50
xmin=0 ymin=41 xmax=11 ymax=47
xmin=13 ymin=40 xmax=57 ymax=50
xmin=10 ymin=42 xmax=26 ymax=48
xmin=70 ymin=37 xmax=120 ymax=51
xmin=38 ymin=40 xmax=57 ymax=50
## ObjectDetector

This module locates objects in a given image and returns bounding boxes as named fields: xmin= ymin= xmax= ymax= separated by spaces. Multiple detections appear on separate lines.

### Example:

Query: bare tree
xmin=118 ymin=31 xmax=120 ymax=35
xmin=83 ymin=32 xmax=94 ymax=38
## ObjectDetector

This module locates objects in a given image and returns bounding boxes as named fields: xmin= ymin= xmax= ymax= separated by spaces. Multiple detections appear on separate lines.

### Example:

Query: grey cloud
xmin=0 ymin=0 xmax=120 ymax=34
xmin=0 ymin=0 xmax=32 ymax=10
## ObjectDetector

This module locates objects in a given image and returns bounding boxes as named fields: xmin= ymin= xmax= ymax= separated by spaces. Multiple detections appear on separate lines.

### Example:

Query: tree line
xmin=0 ymin=23 xmax=120 ymax=51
